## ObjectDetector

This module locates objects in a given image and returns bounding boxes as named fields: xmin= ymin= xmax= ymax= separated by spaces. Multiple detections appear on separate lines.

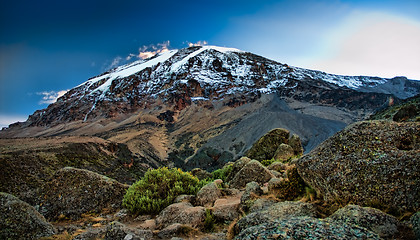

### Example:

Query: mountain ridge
xmin=1 ymin=45 xmax=420 ymax=170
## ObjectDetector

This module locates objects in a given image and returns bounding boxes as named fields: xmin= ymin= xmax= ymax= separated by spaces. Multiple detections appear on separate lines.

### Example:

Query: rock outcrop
xmin=245 ymin=128 xmax=291 ymax=161
xmin=155 ymin=202 xmax=206 ymax=229
xmin=40 ymin=167 xmax=129 ymax=220
xmin=229 ymin=160 xmax=274 ymax=189
xmin=0 ymin=192 xmax=55 ymax=240
xmin=234 ymin=216 xmax=381 ymax=240
xmin=297 ymin=120 xmax=420 ymax=213
xmin=328 ymin=205 xmax=403 ymax=239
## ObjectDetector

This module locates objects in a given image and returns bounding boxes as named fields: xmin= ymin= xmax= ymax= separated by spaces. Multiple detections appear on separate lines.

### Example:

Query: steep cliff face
xmin=2 ymin=45 xmax=420 ymax=170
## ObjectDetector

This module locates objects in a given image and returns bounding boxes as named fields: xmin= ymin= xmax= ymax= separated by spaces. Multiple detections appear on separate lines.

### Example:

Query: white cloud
xmin=187 ymin=41 xmax=208 ymax=47
xmin=310 ymin=11 xmax=420 ymax=79
xmin=137 ymin=41 xmax=170 ymax=60
xmin=37 ymin=90 xmax=68 ymax=105
xmin=0 ymin=114 xmax=27 ymax=128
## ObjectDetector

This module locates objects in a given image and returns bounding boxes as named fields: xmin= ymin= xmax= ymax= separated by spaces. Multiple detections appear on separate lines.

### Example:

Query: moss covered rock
xmin=273 ymin=143 xmax=295 ymax=161
xmin=40 ymin=167 xmax=129 ymax=220
xmin=267 ymin=165 xmax=306 ymax=200
xmin=229 ymin=160 xmax=274 ymax=189
xmin=328 ymin=205 xmax=404 ymax=239
xmin=235 ymin=216 xmax=380 ymax=240
xmin=0 ymin=192 xmax=55 ymax=240
xmin=246 ymin=128 xmax=290 ymax=161
xmin=297 ymin=120 xmax=420 ymax=214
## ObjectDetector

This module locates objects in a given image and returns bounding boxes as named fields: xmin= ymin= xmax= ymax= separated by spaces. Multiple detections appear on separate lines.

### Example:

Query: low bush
xmin=210 ymin=164 xmax=233 ymax=183
xmin=122 ymin=167 xmax=204 ymax=215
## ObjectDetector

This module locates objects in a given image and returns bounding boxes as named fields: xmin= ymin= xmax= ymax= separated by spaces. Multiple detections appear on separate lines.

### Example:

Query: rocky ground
xmin=1 ymin=99 xmax=420 ymax=239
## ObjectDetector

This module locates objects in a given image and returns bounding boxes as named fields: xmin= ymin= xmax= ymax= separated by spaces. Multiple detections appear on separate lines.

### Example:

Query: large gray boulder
xmin=234 ymin=216 xmax=380 ymax=240
xmin=196 ymin=181 xmax=222 ymax=207
xmin=234 ymin=201 xmax=317 ymax=234
xmin=155 ymin=202 xmax=206 ymax=229
xmin=104 ymin=221 xmax=153 ymax=240
xmin=0 ymin=192 xmax=55 ymax=240
xmin=40 ymin=167 xmax=129 ymax=220
xmin=229 ymin=160 xmax=274 ymax=189
xmin=328 ymin=205 xmax=401 ymax=239
xmin=297 ymin=121 xmax=420 ymax=213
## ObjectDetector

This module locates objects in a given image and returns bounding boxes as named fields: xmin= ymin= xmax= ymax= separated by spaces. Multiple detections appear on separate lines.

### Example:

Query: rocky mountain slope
xmin=1 ymin=45 xmax=420 ymax=171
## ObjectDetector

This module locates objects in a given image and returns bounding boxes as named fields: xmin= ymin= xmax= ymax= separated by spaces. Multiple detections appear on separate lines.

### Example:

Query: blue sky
xmin=1 ymin=0 xmax=420 ymax=127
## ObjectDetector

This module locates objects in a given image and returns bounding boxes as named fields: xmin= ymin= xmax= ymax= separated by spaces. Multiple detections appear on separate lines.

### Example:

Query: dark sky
xmin=1 ymin=0 xmax=420 ymax=127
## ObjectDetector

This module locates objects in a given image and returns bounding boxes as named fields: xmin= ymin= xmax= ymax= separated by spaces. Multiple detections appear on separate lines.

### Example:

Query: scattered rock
xmin=104 ymin=221 xmax=153 ymax=240
xmin=246 ymin=128 xmax=290 ymax=161
xmin=234 ymin=216 xmax=380 ymax=240
xmin=296 ymin=121 xmax=420 ymax=213
xmin=155 ymin=202 xmax=206 ymax=229
xmin=73 ymin=228 xmax=106 ymax=240
xmin=230 ymin=160 xmax=274 ymax=189
xmin=196 ymin=182 xmax=222 ymax=207
xmin=0 ymin=192 xmax=55 ymax=240
xmin=40 ymin=167 xmax=129 ymax=220
xmin=213 ymin=197 xmax=241 ymax=221
xmin=267 ymin=165 xmax=306 ymax=200
xmin=328 ymin=205 xmax=401 ymax=239
xmin=267 ymin=161 xmax=286 ymax=172
xmin=240 ymin=181 xmax=263 ymax=208
xmin=270 ymin=170 xmax=283 ymax=178
xmin=234 ymin=201 xmax=318 ymax=234
xmin=157 ymin=223 xmax=198 ymax=239
xmin=289 ymin=134 xmax=304 ymax=156
xmin=273 ymin=143 xmax=294 ymax=161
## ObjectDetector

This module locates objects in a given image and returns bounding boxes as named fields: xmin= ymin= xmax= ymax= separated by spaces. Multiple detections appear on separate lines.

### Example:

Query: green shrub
xmin=210 ymin=164 xmax=233 ymax=183
xmin=261 ymin=158 xmax=277 ymax=166
xmin=203 ymin=209 xmax=215 ymax=232
xmin=122 ymin=167 xmax=204 ymax=215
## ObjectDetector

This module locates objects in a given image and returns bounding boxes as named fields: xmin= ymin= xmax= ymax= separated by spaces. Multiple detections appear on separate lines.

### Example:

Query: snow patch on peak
xmin=87 ymin=50 xmax=178 ymax=95
xmin=171 ymin=45 xmax=242 ymax=72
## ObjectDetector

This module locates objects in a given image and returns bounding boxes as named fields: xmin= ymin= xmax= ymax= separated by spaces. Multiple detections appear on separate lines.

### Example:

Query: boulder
xmin=157 ymin=223 xmax=198 ymax=239
xmin=240 ymin=181 xmax=263 ymax=207
xmin=0 ymin=192 xmax=55 ymax=240
xmin=289 ymin=134 xmax=304 ymax=156
xmin=297 ymin=121 xmax=420 ymax=213
xmin=155 ymin=202 xmax=206 ymax=229
xmin=273 ymin=143 xmax=295 ymax=161
xmin=328 ymin=205 xmax=401 ymax=239
xmin=174 ymin=194 xmax=196 ymax=204
xmin=234 ymin=201 xmax=317 ymax=234
xmin=196 ymin=182 xmax=222 ymax=207
xmin=230 ymin=160 xmax=274 ymax=189
xmin=104 ymin=221 xmax=153 ymax=240
xmin=248 ymin=198 xmax=277 ymax=213
xmin=234 ymin=217 xmax=380 ymax=240
xmin=213 ymin=198 xmax=241 ymax=221
xmin=40 ymin=167 xmax=129 ymax=220
xmin=246 ymin=128 xmax=290 ymax=161
xmin=267 ymin=161 xmax=287 ymax=172
xmin=226 ymin=157 xmax=251 ymax=182
xmin=411 ymin=212 xmax=420 ymax=240
xmin=267 ymin=165 xmax=306 ymax=200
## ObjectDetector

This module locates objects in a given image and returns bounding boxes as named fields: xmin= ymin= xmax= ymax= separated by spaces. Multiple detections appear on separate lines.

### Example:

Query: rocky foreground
xmin=1 ymin=119 xmax=419 ymax=239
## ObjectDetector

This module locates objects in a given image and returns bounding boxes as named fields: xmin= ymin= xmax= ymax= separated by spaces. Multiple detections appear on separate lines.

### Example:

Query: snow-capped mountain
xmin=3 ymin=45 xmax=420 ymax=170
xmin=21 ymin=45 xmax=419 ymax=127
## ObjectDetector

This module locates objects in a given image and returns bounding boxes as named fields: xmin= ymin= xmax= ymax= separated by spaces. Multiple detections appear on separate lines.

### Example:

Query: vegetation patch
xmin=123 ymin=167 xmax=205 ymax=215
